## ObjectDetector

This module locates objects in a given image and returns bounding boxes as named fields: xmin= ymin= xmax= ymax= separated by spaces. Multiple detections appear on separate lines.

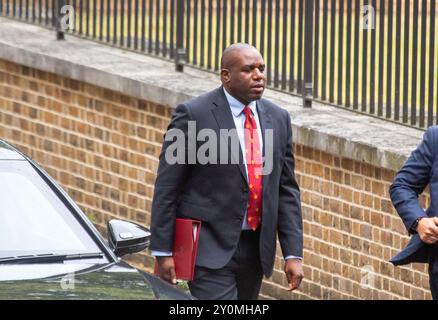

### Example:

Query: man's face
xmin=222 ymin=48 xmax=266 ymax=105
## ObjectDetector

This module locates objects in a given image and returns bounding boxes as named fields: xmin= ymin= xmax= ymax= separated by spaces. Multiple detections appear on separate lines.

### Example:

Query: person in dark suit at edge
xmin=390 ymin=126 xmax=438 ymax=299
xmin=150 ymin=43 xmax=304 ymax=300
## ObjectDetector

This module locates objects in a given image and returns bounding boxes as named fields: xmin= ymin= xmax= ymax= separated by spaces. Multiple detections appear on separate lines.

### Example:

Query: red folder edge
xmin=154 ymin=218 xmax=201 ymax=281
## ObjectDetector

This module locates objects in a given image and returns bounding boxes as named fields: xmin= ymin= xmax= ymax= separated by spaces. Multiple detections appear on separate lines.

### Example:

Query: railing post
xmin=175 ymin=0 xmax=186 ymax=72
xmin=56 ymin=0 xmax=66 ymax=40
xmin=303 ymin=0 xmax=314 ymax=108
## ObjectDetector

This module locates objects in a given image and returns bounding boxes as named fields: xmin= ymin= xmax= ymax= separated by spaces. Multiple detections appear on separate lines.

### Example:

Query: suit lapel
xmin=211 ymin=87 xmax=248 ymax=185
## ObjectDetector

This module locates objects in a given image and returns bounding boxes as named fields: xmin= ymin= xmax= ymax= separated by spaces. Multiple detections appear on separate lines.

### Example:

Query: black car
xmin=0 ymin=139 xmax=191 ymax=300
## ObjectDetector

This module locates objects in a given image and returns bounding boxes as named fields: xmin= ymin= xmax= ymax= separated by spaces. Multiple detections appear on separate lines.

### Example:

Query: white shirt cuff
xmin=151 ymin=250 xmax=173 ymax=257
xmin=284 ymin=255 xmax=302 ymax=261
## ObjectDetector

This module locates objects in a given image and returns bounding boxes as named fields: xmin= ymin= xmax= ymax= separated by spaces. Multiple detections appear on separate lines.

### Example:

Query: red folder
xmin=154 ymin=218 xmax=201 ymax=281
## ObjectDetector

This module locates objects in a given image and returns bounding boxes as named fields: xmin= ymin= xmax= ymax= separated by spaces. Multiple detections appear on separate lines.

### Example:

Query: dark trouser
xmin=429 ymin=252 xmax=438 ymax=300
xmin=188 ymin=229 xmax=264 ymax=300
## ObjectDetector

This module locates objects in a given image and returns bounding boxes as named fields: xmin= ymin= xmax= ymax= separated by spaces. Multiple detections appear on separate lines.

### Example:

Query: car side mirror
xmin=107 ymin=219 xmax=151 ymax=257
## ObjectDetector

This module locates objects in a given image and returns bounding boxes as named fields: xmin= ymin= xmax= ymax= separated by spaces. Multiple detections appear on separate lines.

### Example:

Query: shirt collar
xmin=223 ymin=87 xmax=257 ymax=117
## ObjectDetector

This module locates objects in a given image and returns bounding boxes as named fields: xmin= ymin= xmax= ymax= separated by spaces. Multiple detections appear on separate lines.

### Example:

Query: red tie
xmin=243 ymin=106 xmax=262 ymax=231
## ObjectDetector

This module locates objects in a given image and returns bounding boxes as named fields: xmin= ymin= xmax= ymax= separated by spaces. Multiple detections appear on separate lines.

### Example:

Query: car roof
xmin=0 ymin=140 xmax=26 ymax=160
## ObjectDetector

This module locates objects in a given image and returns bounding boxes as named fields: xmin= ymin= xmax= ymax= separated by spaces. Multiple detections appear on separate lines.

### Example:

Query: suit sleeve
xmin=389 ymin=127 xmax=437 ymax=233
xmin=277 ymin=111 xmax=303 ymax=258
xmin=150 ymin=103 xmax=192 ymax=252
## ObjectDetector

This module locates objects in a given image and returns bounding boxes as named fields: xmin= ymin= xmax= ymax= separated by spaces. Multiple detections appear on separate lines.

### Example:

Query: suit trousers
xmin=429 ymin=245 xmax=438 ymax=300
xmin=188 ymin=229 xmax=264 ymax=300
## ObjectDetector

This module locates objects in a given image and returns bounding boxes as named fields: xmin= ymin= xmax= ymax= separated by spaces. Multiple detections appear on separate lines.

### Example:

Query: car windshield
xmin=0 ymin=161 xmax=103 ymax=259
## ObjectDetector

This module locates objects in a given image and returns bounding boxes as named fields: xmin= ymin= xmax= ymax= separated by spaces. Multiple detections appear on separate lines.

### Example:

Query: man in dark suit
xmin=390 ymin=126 xmax=438 ymax=299
xmin=150 ymin=43 xmax=303 ymax=300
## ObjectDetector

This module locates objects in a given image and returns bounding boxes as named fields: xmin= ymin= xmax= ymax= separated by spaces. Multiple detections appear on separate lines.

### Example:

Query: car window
xmin=0 ymin=161 xmax=103 ymax=258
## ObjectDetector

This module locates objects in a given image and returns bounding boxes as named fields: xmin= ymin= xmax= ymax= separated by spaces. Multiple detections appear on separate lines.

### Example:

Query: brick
xmin=341 ymin=219 xmax=352 ymax=233
xmin=331 ymin=169 xmax=343 ymax=184
xmin=333 ymin=184 xmax=340 ymax=197
xmin=310 ymin=224 xmax=323 ymax=239
xmin=329 ymin=198 xmax=342 ymax=214
xmin=319 ymin=211 xmax=333 ymax=226
xmin=350 ymin=205 xmax=363 ymax=220
xmin=381 ymin=231 xmax=393 ymax=247
xmin=331 ymin=230 xmax=343 ymax=246
xmin=392 ymin=218 xmax=406 ymax=234
xmin=370 ymin=210 xmax=383 ymax=226
xmin=390 ymin=281 xmax=404 ymax=296
xmin=360 ymin=224 xmax=372 ymax=240
xmin=411 ymin=288 xmax=425 ymax=300
xmin=302 ymin=145 xmax=312 ymax=159
xmin=382 ymin=168 xmax=396 ymax=182
xmin=362 ymin=163 xmax=374 ymax=177
xmin=361 ymin=193 xmax=374 ymax=208
xmin=353 ymin=191 xmax=361 ymax=204
xmin=342 ymin=203 xmax=350 ymax=217
xmin=304 ymin=162 xmax=312 ymax=175
xmin=344 ymin=173 xmax=351 ymax=186
xmin=372 ymin=181 xmax=384 ymax=195
xmin=309 ymin=283 xmax=322 ymax=299
xmin=364 ymin=178 xmax=371 ymax=192
xmin=350 ymin=236 xmax=361 ymax=250
xmin=341 ymin=158 xmax=354 ymax=171
xmin=381 ymin=199 xmax=394 ymax=214
xmin=339 ymin=186 xmax=353 ymax=202
xmin=302 ymin=176 xmax=313 ymax=189
xmin=354 ymin=161 xmax=361 ymax=174
xmin=311 ymin=163 xmax=323 ymax=177
xmin=310 ymin=193 xmax=323 ymax=209
xmin=351 ymin=175 xmax=364 ymax=190
xmin=320 ymin=151 xmax=332 ymax=166
xmin=324 ymin=167 xmax=331 ymax=180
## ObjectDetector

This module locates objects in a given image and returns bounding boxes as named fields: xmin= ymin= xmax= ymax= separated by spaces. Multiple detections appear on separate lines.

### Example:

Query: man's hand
xmin=284 ymin=258 xmax=304 ymax=291
xmin=155 ymin=256 xmax=177 ymax=284
xmin=417 ymin=217 xmax=438 ymax=244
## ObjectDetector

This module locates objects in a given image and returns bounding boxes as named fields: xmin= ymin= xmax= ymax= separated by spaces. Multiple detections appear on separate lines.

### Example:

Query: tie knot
xmin=243 ymin=106 xmax=252 ymax=117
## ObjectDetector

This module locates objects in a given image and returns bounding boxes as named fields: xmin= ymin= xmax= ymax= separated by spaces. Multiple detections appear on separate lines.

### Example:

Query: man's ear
xmin=220 ymin=69 xmax=230 ymax=83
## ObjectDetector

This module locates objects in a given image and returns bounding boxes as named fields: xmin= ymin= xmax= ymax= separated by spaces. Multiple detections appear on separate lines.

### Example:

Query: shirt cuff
xmin=284 ymin=255 xmax=302 ymax=261
xmin=151 ymin=250 xmax=173 ymax=257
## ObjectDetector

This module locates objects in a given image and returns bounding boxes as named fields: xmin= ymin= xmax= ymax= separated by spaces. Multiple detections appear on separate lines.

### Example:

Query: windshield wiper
xmin=0 ymin=252 xmax=104 ymax=264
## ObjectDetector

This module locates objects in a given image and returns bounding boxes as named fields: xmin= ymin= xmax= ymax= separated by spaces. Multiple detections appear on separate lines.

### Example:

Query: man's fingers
xmin=156 ymin=257 xmax=177 ymax=284
xmin=159 ymin=270 xmax=169 ymax=282
xmin=159 ymin=266 xmax=170 ymax=282
xmin=287 ymin=275 xmax=301 ymax=291
xmin=286 ymin=273 xmax=303 ymax=291
xmin=285 ymin=270 xmax=292 ymax=283
xmin=429 ymin=225 xmax=438 ymax=237
xmin=284 ymin=259 xmax=304 ymax=291
xmin=284 ymin=270 xmax=295 ymax=291
xmin=169 ymin=266 xmax=177 ymax=284
xmin=288 ymin=281 xmax=297 ymax=291
xmin=425 ymin=226 xmax=438 ymax=238
xmin=286 ymin=273 xmax=294 ymax=291
xmin=421 ymin=233 xmax=438 ymax=244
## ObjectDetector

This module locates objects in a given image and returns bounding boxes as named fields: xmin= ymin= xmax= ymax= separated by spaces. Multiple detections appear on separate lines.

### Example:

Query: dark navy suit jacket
xmin=390 ymin=126 xmax=438 ymax=265
xmin=150 ymin=87 xmax=303 ymax=277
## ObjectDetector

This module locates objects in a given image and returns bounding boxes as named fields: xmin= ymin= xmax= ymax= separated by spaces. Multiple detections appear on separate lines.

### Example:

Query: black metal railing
xmin=1 ymin=0 xmax=437 ymax=130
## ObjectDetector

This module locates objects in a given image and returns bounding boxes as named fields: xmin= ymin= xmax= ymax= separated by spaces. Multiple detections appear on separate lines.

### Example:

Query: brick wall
xmin=290 ymin=147 xmax=431 ymax=300
xmin=0 ymin=59 xmax=431 ymax=299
